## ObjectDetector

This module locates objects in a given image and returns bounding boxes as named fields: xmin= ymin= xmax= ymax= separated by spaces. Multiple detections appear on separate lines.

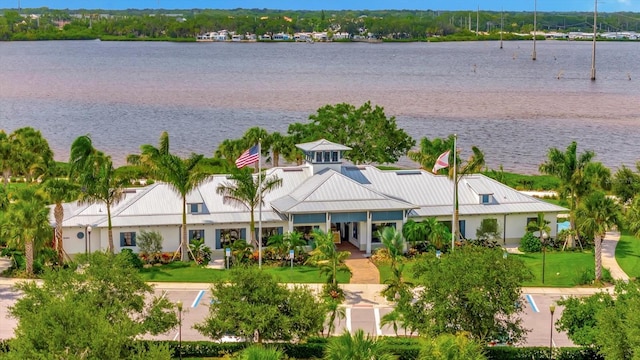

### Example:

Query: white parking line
xmin=192 ymin=290 xmax=205 ymax=308
xmin=373 ymin=308 xmax=382 ymax=336
xmin=345 ymin=308 xmax=352 ymax=333
xmin=525 ymin=294 xmax=539 ymax=313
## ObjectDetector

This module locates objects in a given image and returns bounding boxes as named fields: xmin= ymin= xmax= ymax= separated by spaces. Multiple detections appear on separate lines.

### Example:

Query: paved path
xmin=602 ymin=231 xmax=630 ymax=281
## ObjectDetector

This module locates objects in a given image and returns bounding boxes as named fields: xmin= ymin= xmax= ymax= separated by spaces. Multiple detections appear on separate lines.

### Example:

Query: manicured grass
xmin=615 ymin=231 xmax=640 ymax=279
xmin=513 ymin=251 xmax=597 ymax=287
xmin=539 ymin=197 xmax=569 ymax=208
xmin=377 ymin=251 xmax=599 ymax=288
xmin=140 ymin=261 xmax=351 ymax=283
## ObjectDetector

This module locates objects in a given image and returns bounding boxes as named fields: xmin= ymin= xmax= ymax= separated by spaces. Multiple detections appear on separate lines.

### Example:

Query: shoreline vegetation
xmin=1 ymin=8 xmax=639 ymax=42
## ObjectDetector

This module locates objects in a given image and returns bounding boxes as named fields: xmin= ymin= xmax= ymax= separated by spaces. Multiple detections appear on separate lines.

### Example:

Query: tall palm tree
xmin=540 ymin=141 xmax=610 ymax=244
xmin=129 ymin=132 xmax=211 ymax=261
xmin=424 ymin=217 xmax=450 ymax=251
xmin=324 ymin=299 xmax=346 ymax=337
xmin=0 ymin=130 xmax=12 ymax=188
xmin=627 ymin=195 xmax=640 ymax=238
xmin=5 ymin=187 xmax=51 ymax=275
xmin=577 ymin=191 xmax=623 ymax=281
xmin=408 ymin=135 xmax=485 ymax=177
xmin=305 ymin=229 xmax=352 ymax=288
xmin=266 ymin=131 xmax=288 ymax=167
xmin=379 ymin=227 xmax=412 ymax=301
xmin=402 ymin=219 xmax=428 ymax=250
xmin=216 ymin=168 xmax=283 ymax=249
xmin=69 ymin=135 xmax=129 ymax=253
xmin=214 ymin=138 xmax=244 ymax=167
xmin=242 ymin=127 xmax=270 ymax=171
xmin=323 ymin=329 xmax=397 ymax=360
xmin=41 ymin=178 xmax=79 ymax=263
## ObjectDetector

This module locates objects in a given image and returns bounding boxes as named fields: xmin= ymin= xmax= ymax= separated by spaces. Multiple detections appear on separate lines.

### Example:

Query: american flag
xmin=235 ymin=145 xmax=259 ymax=168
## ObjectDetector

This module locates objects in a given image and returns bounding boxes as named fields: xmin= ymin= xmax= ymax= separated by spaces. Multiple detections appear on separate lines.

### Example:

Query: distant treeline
xmin=0 ymin=8 xmax=639 ymax=41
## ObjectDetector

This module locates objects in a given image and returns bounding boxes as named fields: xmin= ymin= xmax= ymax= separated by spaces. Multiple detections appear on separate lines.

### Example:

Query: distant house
xmin=56 ymin=139 xmax=566 ymax=256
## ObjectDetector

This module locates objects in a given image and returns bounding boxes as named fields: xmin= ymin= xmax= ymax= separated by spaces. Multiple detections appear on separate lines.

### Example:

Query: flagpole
xmin=452 ymin=134 xmax=457 ymax=252
xmin=258 ymin=139 xmax=262 ymax=269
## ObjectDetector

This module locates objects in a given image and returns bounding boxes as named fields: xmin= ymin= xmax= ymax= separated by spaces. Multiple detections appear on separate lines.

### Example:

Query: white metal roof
xmin=296 ymin=138 xmax=352 ymax=152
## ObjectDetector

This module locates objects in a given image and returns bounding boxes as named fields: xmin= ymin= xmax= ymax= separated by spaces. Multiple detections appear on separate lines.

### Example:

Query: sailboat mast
xmin=590 ymin=0 xmax=597 ymax=81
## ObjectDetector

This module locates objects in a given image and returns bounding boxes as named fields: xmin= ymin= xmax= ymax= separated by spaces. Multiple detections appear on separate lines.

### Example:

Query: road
xmin=0 ymin=283 xmax=579 ymax=347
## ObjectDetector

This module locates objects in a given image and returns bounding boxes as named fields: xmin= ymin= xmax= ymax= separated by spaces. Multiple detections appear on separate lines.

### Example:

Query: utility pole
xmin=591 ymin=0 xmax=597 ymax=81
xmin=500 ymin=8 xmax=504 ymax=49
xmin=532 ymin=0 xmax=537 ymax=60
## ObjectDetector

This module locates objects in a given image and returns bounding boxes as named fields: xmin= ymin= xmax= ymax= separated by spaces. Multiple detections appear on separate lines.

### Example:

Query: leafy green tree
xmin=612 ymin=163 xmax=640 ymax=204
xmin=305 ymin=229 xmax=352 ymax=288
xmin=288 ymin=101 xmax=415 ymax=164
xmin=556 ymin=291 xmax=615 ymax=347
xmin=475 ymin=218 xmax=501 ymax=245
xmin=576 ymin=191 xmax=623 ymax=281
xmin=418 ymin=333 xmax=486 ymax=360
xmin=539 ymin=141 xmax=611 ymax=244
xmin=194 ymin=267 xmax=325 ymax=343
xmin=378 ymin=227 xmax=412 ymax=302
xmin=323 ymin=329 xmax=397 ymax=360
xmin=8 ymin=127 xmax=54 ymax=182
xmin=0 ymin=130 xmax=12 ymax=187
xmin=3 ymin=187 xmax=51 ymax=275
xmin=216 ymin=168 xmax=283 ymax=250
xmin=128 ymin=131 xmax=211 ymax=261
xmin=594 ymin=281 xmax=640 ymax=360
xmin=424 ymin=217 xmax=450 ymax=251
xmin=41 ymin=178 xmax=79 ymax=263
xmin=7 ymin=252 xmax=177 ymax=359
xmin=69 ymin=135 xmax=129 ymax=253
xmin=406 ymin=246 xmax=531 ymax=343
xmin=267 ymin=231 xmax=306 ymax=262
xmin=402 ymin=219 xmax=428 ymax=250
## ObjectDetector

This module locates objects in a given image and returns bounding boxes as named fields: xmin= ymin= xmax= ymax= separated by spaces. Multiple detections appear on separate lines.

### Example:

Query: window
xmin=331 ymin=151 xmax=338 ymax=162
xmin=255 ymin=227 xmax=281 ymax=247
xmin=294 ymin=226 xmax=316 ymax=245
xmin=120 ymin=232 xmax=136 ymax=247
xmin=526 ymin=217 xmax=538 ymax=228
xmin=219 ymin=228 xmax=243 ymax=248
xmin=371 ymin=223 xmax=396 ymax=243
xmin=189 ymin=203 xmax=203 ymax=214
xmin=481 ymin=194 xmax=491 ymax=204
xmin=316 ymin=152 xmax=322 ymax=162
xmin=189 ymin=229 xmax=204 ymax=244
xmin=324 ymin=151 xmax=330 ymax=162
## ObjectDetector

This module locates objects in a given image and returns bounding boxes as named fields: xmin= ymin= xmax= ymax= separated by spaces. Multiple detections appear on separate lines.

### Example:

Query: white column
xmin=326 ymin=213 xmax=331 ymax=234
xmin=366 ymin=212 xmax=372 ymax=255
xmin=288 ymin=214 xmax=294 ymax=233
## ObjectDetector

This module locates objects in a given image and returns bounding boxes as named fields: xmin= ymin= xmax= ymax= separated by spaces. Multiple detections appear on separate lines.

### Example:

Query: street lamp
xmin=87 ymin=225 xmax=92 ymax=254
xmin=549 ymin=304 xmax=556 ymax=359
xmin=541 ymin=231 xmax=548 ymax=284
xmin=176 ymin=300 xmax=183 ymax=360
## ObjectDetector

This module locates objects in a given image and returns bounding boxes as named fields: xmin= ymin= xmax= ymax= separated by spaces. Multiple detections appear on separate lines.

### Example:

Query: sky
xmin=4 ymin=0 xmax=640 ymax=12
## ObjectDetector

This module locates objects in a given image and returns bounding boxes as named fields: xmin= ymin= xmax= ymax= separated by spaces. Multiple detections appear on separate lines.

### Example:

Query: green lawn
xmin=377 ymin=251 xmax=599 ymax=288
xmin=140 ymin=262 xmax=350 ymax=284
xmin=615 ymin=232 xmax=640 ymax=279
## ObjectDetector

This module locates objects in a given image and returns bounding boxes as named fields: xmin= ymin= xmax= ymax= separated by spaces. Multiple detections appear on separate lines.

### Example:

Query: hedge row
xmin=0 ymin=338 xmax=603 ymax=360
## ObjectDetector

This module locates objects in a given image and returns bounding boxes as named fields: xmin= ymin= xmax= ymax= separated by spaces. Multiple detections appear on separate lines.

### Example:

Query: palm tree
xmin=424 ymin=217 xmax=450 ymax=251
xmin=242 ymin=127 xmax=270 ymax=171
xmin=577 ymin=191 xmax=623 ymax=281
xmin=4 ymin=187 xmax=51 ymax=275
xmin=402 ymin=219 xmax=428 ymax=251
xmin=627 ymin=195 xmax=640 ymax=238
xmin=540 ymin=141 xmax=611 ymax=244
xmin=305 ymin=229 xmax=352 ymax=288
xmin=69 ymin=135 xmax=129 ymax=253
xmin=266 ymin=131 xmax=288 ymax=167
xmin=323 ymin=329 xmax=397 ymax=360
xmin=216 ymin=168 xmax=283 ymax=249
xmin=324 ymin=299 xmax=346 ymax=337
xmin=0 ymin=130 xmax=12 ymax=188
xmin=526 ymin=212 xmax=551 ymax=246
xmin=41 ymin=178 xmax=79 ymax=263
xmin=408 ymin=135 xmax=485 ymax=177
xmin=128 ymin=132 xmax=211 ymax=261
xmin=214 ymin=138 xmax=244 ymax=167
xmin=8 ymin=127 xmax=54 ymax=183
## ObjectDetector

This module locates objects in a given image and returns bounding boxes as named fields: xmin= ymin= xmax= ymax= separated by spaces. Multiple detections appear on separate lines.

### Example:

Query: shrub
xmin=520 ymin=232 xmax=542 ymax=253
xmin=137 ymin=230 xmax=164 ymax=263
xmin=120 ymin=248 xmax=144 ymax=269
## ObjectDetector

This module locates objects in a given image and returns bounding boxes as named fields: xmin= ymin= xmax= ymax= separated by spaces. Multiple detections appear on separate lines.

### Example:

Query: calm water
xmin=1 ymin=40 xmax=638 ymax=173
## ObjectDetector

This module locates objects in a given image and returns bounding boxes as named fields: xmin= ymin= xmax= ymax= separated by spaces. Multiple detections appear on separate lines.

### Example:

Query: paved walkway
xmin=602 ymin=231 xmax=629 ymax=282
xmin=337 ymin=241 xmax=380 ymax=284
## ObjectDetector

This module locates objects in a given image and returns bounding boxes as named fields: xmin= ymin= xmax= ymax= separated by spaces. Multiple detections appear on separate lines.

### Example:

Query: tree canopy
xmin=7 ymin=252 xmax=177 ymax=359
xmin=405 ymin=245 xmax=532 ymax=343
xmin=194 ymin=266 xmax=326 ymax=343
xmin=288 ymin=102 xmax=415 ymax=165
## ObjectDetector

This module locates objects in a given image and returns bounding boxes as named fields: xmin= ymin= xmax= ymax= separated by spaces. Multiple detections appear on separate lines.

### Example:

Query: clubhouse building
xmin=56 ymin=139 xmax=567 ymax=256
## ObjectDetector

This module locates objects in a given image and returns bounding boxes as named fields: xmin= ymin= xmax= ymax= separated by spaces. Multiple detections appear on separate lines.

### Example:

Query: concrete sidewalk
xmin=602 ymin=231 xmax=629 ymax=281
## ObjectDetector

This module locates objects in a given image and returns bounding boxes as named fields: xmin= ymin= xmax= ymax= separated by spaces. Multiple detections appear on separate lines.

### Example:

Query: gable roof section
xmin=271 ymin=169 xmax=416 ymax=214
xmin=296 ymin=138 xmax=352 ymax=152
xmin=341 ymin=166 xmax=567 ymax=217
